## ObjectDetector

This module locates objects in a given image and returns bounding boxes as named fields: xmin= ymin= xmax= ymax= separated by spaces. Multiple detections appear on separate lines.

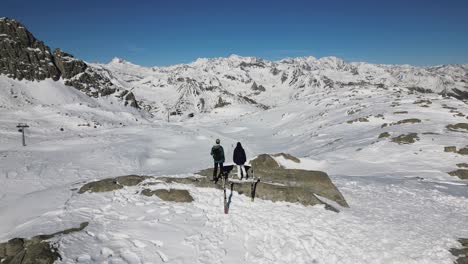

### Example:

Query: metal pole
xmin=17 ymin=123 xmax=29 ymax=147
xmin=22 ymin=128 xmax=25 ymax=146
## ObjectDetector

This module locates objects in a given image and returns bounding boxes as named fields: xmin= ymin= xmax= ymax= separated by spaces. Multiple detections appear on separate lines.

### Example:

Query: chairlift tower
xmin=16 ymin=123 xmax=29 ymax=146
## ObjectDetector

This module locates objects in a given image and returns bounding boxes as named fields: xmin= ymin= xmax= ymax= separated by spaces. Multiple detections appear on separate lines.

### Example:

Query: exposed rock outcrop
xmin=0 ymin=17 xmax=139 ymax=108
xmin=0 ymin=222 xmax=88 ymax=264
xmin=448 ymin=169 xmax=468 ymax=180
xmin=78 ymin=175 xmax=151 ymax=193
xmin=450 ymin=238 xmax=468 ymax=264
xmin=52 ymin=48 xmax=87 ymax=79
xmin=197 ymin=153 xmax=349 ymax=210
xmin=0 ymin=17 xmax=59 ymax=81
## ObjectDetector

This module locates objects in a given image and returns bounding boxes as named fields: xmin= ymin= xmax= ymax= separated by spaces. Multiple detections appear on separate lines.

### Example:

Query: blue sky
xmin=3 ymin=0 xmax=468 ymax=66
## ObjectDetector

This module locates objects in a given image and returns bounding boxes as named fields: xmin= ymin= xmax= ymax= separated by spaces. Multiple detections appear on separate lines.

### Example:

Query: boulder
xmin=0 ymin=222 xmax=88 ymax=264
xmin=378 ymin=132 xmax=390 ymax=139
xmin=250 ymin=154 xmax=281 ymax=170
xmin=458 ymin=147 xmax=468 ymax=155
xmin=391 ymin=133 xmax=419 ymax=144
xmin=197 ymin=153 xmax=349 ymax=209
xmin=448 ymin=169 xmax=468 ymax=180
xmin=79 ymin=175 xmax=150 ymax=193
xmin=445 ymin=146 xmax=457 ymax=153
xmin=447 ymin=123 xmax=468 ymax=133
xmin=450 ymin=238 xmax=468 ymax=264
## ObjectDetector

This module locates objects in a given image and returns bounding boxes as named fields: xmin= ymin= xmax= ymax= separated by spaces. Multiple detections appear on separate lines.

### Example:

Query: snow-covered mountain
xmin=91 ymin=55 xmax=468 ymax=119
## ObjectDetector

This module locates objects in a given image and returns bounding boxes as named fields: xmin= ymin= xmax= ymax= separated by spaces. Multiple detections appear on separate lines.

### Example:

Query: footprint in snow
xmin=157 ymin=250 xmax=169 ymax=262
xmin=76 ymin=254 xmax=92 ymax=263
xmin=132 ymin=239 xmax=147 ymax=248
xmin=151 ymin=240 xmax=164 ymax=247
xmin=100 ymin=247 xmax=114 ymax=257
xmin=119 ymin=250 xmax=141 ymax=264
xmin=160 ymin=210 xmax=170 ymax=215
xmin=97 ymin=233 xmax=109 ymax=242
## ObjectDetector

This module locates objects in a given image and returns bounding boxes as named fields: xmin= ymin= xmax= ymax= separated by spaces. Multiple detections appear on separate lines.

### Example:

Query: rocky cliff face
xmin=53 ymin=48 xmax=88 ymax=79
xmin=0 ymin=17 xmax=138 ymax=108
xmin=0 ymin=17 xmax=59 ymax=81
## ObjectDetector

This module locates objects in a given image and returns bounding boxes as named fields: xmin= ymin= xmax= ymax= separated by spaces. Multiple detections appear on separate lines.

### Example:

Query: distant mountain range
xmin=1 ymin=17 xmax=467 ymax=118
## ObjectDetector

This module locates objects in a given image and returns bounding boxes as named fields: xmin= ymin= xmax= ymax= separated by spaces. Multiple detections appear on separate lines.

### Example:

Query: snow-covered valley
xmin=1 ymin=63 xmax=468 ymax=263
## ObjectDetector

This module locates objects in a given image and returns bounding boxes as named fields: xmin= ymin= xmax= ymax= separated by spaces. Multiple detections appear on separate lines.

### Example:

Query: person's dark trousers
xmin=213 ymin=162 xmax=224 ymax=180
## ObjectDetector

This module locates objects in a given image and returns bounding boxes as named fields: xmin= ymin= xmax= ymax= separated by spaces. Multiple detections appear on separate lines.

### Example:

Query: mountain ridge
xmin=1 ymin=17 xmax=467 ymax=118
xmin=0 ymin=17 xmax=139 ymax=108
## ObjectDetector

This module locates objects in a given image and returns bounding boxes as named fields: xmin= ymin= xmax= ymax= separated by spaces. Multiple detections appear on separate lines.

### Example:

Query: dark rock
xmin=407 ymin=87 xmax=433 ymax=94
xmin=251 ymin=82 xmax=266 ymax=92
xmin=448 ymin=169 xmax=468 ymax=180
xmin=250 ymin=154 xmax=281 ymax=170
xmin=451 ymin=238 xmax=468 ymax=264
xmin=0 ymin=18 xmax=59 ymax=81
xmin=347 ymin=117 xmax=369 ymax=124
xmin=444 ymin=146 xmax=457 ymax=153
xmin=447 ymin=88 xmax=468 ymax=101
xmin=0 ymin=222 xmax=88 ymax=264
xmin=447 ymin=123 xmax=468 ymax=133
xmin=281 ymin=73 xmax=288 ymax=83
xmin=458 ymin=147 xmax=468 ymax=155
xmin=78 ymin=175 xmax=151 ymax=193
xmin=413 ymin=99 xmax=432 ymax=105
xmin=214 ymin=97 xmax=230 ymax=108
xmin=239 ymin=96 xmax=269 ymax=110
xmin=390 ymin=118 xmax=422 ymax=126
xmin=52 ymin=48 xmax=87 ymax=79
xmin=378 ymin=132 xmax=390 ymax=139
xmin=0 ymin=18 xmax=139 ymax=108
xmin=391 ymin=133 xmax=419 ymax=144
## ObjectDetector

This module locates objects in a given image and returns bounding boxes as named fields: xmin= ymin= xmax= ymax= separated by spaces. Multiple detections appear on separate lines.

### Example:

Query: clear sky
xmin=2 ymin=0 xmax=468 ymax=66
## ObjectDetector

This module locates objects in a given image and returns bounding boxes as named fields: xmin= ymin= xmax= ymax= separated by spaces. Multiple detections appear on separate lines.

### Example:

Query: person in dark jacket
xmin=233 ymin=142 xmax=247 ymax=179
xmin=210 ymin=138 xmax=225 ymax=181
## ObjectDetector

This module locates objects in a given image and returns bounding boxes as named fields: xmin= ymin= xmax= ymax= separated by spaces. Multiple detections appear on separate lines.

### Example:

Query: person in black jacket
xmin=210 ymin=138 xmax=225 ymax=182
xmin=233 ymin=142 xmax=247 ymax=179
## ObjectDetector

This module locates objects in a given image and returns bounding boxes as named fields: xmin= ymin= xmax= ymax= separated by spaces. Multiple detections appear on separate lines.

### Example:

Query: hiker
xmin=233 ymin=142 xmax=247 ymax=179
xmin=210 ymin=138 xmax=225 ymax=181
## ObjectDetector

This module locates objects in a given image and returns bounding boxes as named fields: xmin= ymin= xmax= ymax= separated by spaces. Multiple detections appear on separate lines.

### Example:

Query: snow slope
xmin=0 ymin=57 xmax=468 ymax=264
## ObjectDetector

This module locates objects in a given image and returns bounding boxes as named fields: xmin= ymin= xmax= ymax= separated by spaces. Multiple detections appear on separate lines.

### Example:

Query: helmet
xmin=215 ymin=138 xmax=220 ymax=144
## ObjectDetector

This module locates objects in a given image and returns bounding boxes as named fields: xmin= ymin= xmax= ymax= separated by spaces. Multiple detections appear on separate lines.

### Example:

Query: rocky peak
xmin=0 ymin=18 xmax=139 ymax=108
xmin=0 ymin=17 xmax=60 ymax=80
